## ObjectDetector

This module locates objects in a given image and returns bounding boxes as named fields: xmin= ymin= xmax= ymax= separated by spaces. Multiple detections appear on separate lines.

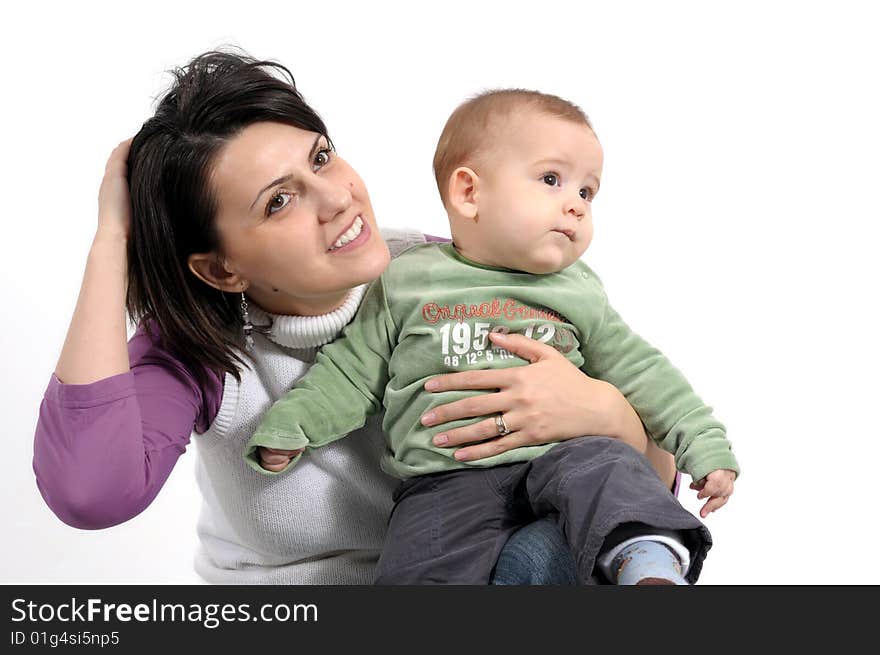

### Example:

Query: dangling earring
xmin=240 ymin=292 xmax=255 ymax=351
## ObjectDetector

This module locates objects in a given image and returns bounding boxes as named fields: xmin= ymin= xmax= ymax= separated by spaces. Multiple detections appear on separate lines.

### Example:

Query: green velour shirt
xmin=247 ymin=242 xmax=739 ymax=482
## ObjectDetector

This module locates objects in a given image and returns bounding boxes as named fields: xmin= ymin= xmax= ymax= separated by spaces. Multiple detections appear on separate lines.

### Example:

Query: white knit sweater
xmin=193 ymin=228 xmax=426 ymax=584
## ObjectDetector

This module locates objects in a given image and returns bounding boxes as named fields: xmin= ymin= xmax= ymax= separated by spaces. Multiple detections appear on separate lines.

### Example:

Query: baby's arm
xmin=244 ymin=279 xmax=397 ymax=473
xmin=583 ymin=292 xmax=740 ymax=485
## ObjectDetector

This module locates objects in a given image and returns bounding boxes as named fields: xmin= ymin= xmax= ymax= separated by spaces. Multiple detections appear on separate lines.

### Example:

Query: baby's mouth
xmin=552 ymin=228 xmax=576 ymax=241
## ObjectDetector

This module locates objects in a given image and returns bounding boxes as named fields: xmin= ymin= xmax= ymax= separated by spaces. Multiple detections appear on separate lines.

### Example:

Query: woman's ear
xmin=447 ymin=167 xmax=480 ymax=221
xmin=187 ymin=252 xmax=247 ymax=292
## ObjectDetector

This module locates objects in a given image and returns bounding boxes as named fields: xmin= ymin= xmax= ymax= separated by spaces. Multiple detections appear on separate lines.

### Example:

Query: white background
xmin=2 ymin=0 xmax=878 ymax=584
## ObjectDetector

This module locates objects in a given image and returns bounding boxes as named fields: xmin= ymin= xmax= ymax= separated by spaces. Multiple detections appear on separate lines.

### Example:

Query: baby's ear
xmin=447 ymin=167 xmax=479 ymax=221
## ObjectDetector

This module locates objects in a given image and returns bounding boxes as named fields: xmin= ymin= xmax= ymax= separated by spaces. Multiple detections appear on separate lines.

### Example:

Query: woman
xmin=34 ymin=51 xmax=676 ymax=584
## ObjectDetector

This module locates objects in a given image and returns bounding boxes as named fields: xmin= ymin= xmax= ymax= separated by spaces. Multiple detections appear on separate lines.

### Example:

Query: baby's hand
xmin=689 ymin=469 xmax=736 ymax=518
xmin=258 ymin=446 xmax=304 ymax=472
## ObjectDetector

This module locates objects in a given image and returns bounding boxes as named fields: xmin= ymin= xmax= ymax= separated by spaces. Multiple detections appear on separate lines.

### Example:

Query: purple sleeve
xmin=33 ymin=326 xmax=223 ymax=529
xmin=424 ymin=234 xmax=450 ymax=243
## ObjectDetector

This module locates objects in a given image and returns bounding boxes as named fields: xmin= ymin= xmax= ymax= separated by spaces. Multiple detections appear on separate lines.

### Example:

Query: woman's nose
xmin=314 ymin=176 xmax=353 ymax=223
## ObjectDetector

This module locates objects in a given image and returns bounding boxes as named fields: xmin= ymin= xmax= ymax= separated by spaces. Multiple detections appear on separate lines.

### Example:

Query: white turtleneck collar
xmin=245 ymin=284 xmax=368 ymax=350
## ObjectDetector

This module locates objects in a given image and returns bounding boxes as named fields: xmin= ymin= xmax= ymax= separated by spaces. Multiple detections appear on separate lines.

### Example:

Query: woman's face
xmin=209 ymin=121 xmax=390 ymax=316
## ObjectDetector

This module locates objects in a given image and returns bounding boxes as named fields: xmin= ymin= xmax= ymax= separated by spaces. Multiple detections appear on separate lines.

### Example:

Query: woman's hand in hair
xmin=96 ymin=138 xmax=133 ymax=241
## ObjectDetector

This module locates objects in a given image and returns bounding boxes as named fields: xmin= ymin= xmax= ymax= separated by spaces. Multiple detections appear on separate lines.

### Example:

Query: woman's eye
xmin=542 ymin=173 xmax=559 ymax=186
xmin=267 ymin=191 xmax=292 ymax=216
xmin=313 ymin=148 xmax=333 ymax=170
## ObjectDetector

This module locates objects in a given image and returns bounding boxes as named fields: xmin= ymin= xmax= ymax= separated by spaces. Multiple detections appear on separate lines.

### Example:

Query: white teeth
xmin=330 ymin=216 xmax=364 ymax=250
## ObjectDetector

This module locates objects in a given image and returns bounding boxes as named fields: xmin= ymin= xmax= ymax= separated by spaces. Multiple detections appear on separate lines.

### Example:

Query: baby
xmin=246 ymin=89 xmax=740 ymax=584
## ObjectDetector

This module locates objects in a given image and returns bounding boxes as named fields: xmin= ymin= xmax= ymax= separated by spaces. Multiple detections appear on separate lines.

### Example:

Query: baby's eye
xmin=542 ymin=173 xmax=559 ymax=186
xmin=267 ymin=191 xmax=292 ymax=216
xmin=579 ymin=188 xmax=592 ymax=200
xmin=313 ymin=148 xmax=333 ymax=171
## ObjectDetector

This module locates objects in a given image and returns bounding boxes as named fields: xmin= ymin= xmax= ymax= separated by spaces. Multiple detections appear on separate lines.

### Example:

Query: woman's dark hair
xmin=126 ymin=49 xmax=329 ymax=388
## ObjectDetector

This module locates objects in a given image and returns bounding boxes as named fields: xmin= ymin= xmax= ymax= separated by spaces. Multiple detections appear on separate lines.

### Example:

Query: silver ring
xmin=495 ymin=414 xmax=511 ymax=436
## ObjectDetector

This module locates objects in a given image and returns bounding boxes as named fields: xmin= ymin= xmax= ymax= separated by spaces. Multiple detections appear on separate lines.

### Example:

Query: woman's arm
xmin=35 ymin=323 xmax=223 ymax=529
xmin=55 ymin=140 xmax=132 ymax=385
xmin=34 ymin=140 xmax=222 ymax=528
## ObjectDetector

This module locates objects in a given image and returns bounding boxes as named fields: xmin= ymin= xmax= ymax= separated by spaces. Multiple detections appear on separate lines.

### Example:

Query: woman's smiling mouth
xmin=329 ymin=215 xmax=367 ymax=252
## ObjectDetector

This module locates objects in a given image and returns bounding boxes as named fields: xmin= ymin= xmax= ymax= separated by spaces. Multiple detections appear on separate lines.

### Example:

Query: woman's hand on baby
xmin=96 ymin=138 xmax=134 ymax=241
xmin=689 ymin=469 xmax=736 ymax=518
xmin=420 ymin=332 xmax=632 ymax=462
xmin=257 ymin=447 xmax=304 ymax=472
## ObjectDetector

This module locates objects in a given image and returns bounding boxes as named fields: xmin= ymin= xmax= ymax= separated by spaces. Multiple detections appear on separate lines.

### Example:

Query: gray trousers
xmin=374 ymin=437 xmax=711 ymax=584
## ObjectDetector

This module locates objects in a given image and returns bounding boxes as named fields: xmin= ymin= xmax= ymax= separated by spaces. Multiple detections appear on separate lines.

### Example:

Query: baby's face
xmin=466 ymin=111 xmax=602 ymax=274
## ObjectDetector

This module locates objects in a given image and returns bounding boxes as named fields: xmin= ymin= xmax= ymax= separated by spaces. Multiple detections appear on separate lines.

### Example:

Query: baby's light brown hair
xmin=432 ymin=88 xmax=593 ymax=208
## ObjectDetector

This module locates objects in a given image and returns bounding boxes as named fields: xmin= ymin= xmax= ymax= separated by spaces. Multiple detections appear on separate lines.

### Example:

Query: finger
xmin=701 ymin=478 xmax=725 ymax=498
xmin=696 ymin=483 xmax=718 ymax=500
xmin=432 ymin=415 xmax=511 ymax=448
xmin=262 ymin=447 xmax=301 ymax=456
xmin=488 ymin=332 xmax=559 ymax=363
xmin=453 ymin=433 xmax=528 ymax=462
xmin=260 ymin=459 xmax=292 ymax=473
xmin=699 ymin=495 xmax=729 ymax=518
xmin=107 ymin=139 xmax=133 ymax=168
xmin=258 ymin=448 xmax=303 ymax=472
xmin=260 ymin=451 xmax=292 ymax=466
xmin=424 ymin=368 xmax=516 ymax=393
xmin=421 ymin=393 xmax=508 ymax=427
xmin=115 ymin=137 xmax=134 ymax=156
